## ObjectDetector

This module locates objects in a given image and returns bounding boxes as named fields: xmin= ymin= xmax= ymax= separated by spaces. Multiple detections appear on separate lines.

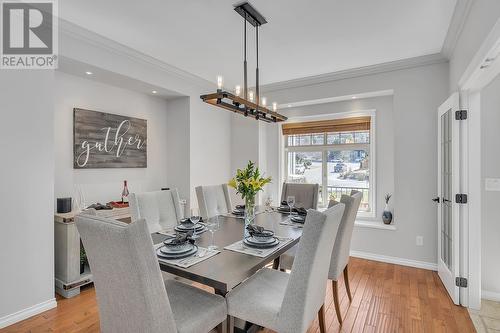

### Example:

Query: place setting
xmin=278 ymin=196 xmax=308 ymax=228
xmin=155 ymin=209 xmax=220 ymax=268
xmin=225 ymin=224 xmax=293 ymax=258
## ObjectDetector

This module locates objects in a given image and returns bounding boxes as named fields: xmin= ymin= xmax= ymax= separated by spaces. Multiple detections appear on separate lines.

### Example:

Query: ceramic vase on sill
xmin=382 ymin=193 xmax=393 ymax=225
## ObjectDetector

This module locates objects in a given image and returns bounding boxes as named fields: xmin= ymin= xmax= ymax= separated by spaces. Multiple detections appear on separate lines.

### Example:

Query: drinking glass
xmin=287 ymin=195 xmax=295 ymax=215
xmin=190 ymin=208 xmax=201 ymax=239
xmin=206 ymin=216 xmax=220 ymax=250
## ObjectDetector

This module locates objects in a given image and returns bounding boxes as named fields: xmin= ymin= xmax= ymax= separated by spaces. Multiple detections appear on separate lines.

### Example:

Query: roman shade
xmin=281 ymin=116 xmax=371 ymax=135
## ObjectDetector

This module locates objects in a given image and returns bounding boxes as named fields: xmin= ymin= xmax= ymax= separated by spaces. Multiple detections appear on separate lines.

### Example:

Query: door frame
xmin=458 ymin=17 xmax=500 ymax=310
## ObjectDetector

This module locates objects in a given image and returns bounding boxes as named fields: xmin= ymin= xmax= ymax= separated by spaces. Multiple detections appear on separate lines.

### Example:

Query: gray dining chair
xmin=280 ymin=183 xmax=319 ymax=209
xmin=75 ymin=214 xmax=227 ymax=333
xmin=226 ymin=204 xmax=345 ymax=333
xmin=129 ymin=189 xmax=183 ymax=233
xmin=326 ymin=191 xmax=362 ymax=324
xmin=279 ymin=191 xmax=363 ymax=324
xmin=195 ymin=184 xmax=232 ymax=219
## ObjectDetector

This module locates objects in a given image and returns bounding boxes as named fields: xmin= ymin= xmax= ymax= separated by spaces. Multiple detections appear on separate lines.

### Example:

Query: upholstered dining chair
xmin=195 ymin=184 xmax=232 ymax=219
xmin=280 ymin=191 xmax=363 ymax=325
xmin=129 ymin=189 xmax=183 ymax=233
xmin=280 ymin=183 xmax=319 ymax=209
xmin=226 ymin=204 xmax=345 ymax=333
xmin=75 ymin=214 xmax=227 ymax=333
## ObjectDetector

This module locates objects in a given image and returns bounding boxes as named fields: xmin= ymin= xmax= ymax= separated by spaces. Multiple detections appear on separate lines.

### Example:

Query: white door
xmin=437 ymin=93 xmax=461 ymax=304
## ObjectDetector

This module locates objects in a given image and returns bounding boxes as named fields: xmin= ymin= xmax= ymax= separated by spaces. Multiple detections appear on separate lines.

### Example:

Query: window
xmin=283 ymin=115 xmax=374 ymax=216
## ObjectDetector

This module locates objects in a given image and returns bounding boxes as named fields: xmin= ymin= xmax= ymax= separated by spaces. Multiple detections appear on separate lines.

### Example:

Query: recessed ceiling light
xmin=287 ymin=104 xmax=292 ymax=108
xmin=85 ymin=71 xmax=93 ymax=75
xmin=352 ymin=96 xmax=357 ymax=99
xmin=152 ymin=90 xmax=157 ymax=94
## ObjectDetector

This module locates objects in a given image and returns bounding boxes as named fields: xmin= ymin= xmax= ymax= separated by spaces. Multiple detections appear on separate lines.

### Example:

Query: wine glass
xmin=206 ymin=216 xmax=220 ymax=250
xmin=190 ymin=208 xmax=201 ymax=239
xmin=287 ymin=196 xmax=295 ymax=215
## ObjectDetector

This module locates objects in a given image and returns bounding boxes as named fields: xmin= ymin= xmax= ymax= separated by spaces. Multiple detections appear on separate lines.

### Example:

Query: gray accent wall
xmin=257 ymin=62 xmax=449 ymax=265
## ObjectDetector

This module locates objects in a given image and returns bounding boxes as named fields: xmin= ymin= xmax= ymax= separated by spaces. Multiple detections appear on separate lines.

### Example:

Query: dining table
xmin=150 ymin=209 xmax=303 ymax=297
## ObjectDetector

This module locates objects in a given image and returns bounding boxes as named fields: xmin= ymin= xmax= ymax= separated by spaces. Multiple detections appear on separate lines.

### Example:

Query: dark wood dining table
xmin=150 ymin=210 xmax=302 ymax=296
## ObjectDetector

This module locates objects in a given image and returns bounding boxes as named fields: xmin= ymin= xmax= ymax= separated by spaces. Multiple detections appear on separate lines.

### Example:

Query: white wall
xmin=449 ymin=0 xmax=500 ymax=90
xmin=480 ymin=74 xmax=500 ymax=298
xmin=0 ymin=71 xmax=56 ymax=327
xmin=54 ymin=72 xmax=169 ymax=205
xmin=166 ymin=97 xmax=190 ymax=211
xmin=259 ymin=62 xmax=449 ymax=265
xmin=189 ymin=98 xmax=232 ymax=208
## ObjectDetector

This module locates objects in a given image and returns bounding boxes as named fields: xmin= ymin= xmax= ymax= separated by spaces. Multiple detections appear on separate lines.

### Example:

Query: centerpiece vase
xmin=243 ymin=196 xmax=256 ymax=239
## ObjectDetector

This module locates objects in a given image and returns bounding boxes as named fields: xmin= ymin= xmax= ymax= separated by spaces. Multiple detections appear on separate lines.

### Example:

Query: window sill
xmin=355 ymin=220 xmax=397 ymax=231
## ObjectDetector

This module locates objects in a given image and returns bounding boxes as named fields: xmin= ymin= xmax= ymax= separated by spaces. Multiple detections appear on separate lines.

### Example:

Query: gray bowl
xmin=252 ymin=230 xmax=275 ymax=242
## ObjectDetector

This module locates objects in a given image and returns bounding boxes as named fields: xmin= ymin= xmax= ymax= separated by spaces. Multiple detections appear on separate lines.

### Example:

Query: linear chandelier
xmin=200 ymin=2 xmax=287 ymax=123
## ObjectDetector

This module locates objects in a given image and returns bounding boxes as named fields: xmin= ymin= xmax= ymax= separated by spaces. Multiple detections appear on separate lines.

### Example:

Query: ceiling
xmin=59 ymin=0 xmax=457 ymax=88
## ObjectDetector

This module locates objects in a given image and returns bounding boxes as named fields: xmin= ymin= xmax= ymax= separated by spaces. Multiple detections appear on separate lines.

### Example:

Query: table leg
xmin=272 ymin=256 xmax=280 ymax=270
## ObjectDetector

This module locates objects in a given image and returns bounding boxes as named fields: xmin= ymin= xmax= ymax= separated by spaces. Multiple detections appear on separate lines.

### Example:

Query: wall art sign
xmin=73 ymin=108 xmax=147 ymax=169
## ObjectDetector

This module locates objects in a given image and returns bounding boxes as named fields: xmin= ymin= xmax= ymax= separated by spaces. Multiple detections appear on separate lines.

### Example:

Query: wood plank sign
xmin=73 ymin=108 xmax=147 ymax=169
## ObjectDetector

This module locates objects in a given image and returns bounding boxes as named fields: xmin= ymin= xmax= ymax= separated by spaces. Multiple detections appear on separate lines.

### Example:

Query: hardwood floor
xmin=1 ymin=257 xmax=476 ymax=333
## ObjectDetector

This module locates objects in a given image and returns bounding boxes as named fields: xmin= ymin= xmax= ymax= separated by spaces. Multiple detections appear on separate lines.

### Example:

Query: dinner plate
xmin=160 ymin=241 xmax=194 ymax=254
xmin=245 ymin=235 xmax=276 ymax=244
xmin=176 ymin=223 xmax=205 ymax=231
xmin=291 ymin=215 xmax=306 ymax=223
xmin=157 ymin=245 xmax=198 ymax=260
xmin=232 ymin=210 xmax=244 ymax=215
xmin=243 ymin=237 xmax=280 ymax=248
xmin=277 ymin=207 xmax=290 ymax=212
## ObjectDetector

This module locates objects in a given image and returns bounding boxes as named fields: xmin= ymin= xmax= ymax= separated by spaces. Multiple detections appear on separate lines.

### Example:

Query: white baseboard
xmin=482 ymin=290 xmax=500 ymax=302
xmin=350 ymin=250 xmax=438 ymax=271
xmin=0 ymin=298 xmax=57 ymax=329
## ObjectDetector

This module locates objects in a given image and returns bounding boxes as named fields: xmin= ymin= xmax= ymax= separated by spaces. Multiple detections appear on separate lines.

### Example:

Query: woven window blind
xmin=282 ymin=116 xmax=371 ymax=135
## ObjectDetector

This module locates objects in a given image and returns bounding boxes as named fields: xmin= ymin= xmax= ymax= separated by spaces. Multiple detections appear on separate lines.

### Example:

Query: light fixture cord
xmin=244 ymin=14 xmax=248 ymax=100
xmin=256 ymin=24 xmax=259 ymax=113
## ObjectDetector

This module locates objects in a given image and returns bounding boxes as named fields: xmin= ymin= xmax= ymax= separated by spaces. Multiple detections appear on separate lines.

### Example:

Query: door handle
xmin=432 ymin=197 xmax=440 ymax=203
xmin=443 ymin=198 xmax=451 ymax=203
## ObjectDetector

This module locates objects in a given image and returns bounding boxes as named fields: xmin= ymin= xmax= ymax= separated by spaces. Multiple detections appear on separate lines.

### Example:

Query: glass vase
xmin=243 ymin=196 xmax=256 ymax=239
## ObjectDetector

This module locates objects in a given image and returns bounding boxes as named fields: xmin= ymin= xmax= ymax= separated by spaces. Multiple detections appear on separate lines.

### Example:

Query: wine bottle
xmin=121 ymin=180 xmax=129 ymax=204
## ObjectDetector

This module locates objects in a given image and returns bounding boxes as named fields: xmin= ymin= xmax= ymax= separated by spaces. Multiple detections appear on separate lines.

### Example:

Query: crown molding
xmin=441 ymin=0 xmax=475 ymax=58
xmin=260 ymin=53 xmax=448 ymax=93
xmin=58 ymin=19 xmax=215 ymax=91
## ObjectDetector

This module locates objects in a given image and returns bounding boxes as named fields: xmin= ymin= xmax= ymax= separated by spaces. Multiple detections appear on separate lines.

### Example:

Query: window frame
xmin=280 ymin=110 xmax=376 ymax=219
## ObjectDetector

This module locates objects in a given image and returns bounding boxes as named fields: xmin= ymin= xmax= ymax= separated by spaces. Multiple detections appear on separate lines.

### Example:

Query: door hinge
xmin=455 ymin=110 xmax=468 ymax=120
xmin=455 ymin=194 xmax=468 ymax=204
xmin=456 ymin=277 xmax=468 ymax=288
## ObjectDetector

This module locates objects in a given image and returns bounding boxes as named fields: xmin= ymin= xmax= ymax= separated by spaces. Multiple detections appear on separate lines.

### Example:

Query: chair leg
xmin=332 ymin=280 xmax=343 ymax=324
xmin=217 ymin=319 xmax=227 ymax=333
xmin=227 ymin=315 xmax=234 ymax=333
xmin=318 ymin=304 xmax=326 ymax=333
xmin=343 ymin=265 xmax=353 ymax=302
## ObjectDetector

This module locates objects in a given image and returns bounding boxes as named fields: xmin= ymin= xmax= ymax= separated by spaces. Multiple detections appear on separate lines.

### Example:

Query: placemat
xmin=154 ymin=243 xmax=219 ymax=268
xmin=224 ymin=236 xmax=294 ymax=258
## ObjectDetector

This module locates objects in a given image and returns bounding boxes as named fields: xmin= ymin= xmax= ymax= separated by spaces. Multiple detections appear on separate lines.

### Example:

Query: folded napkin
xmin=246 ymin=224 xmax=265 ymax=236
xmin=86 ymin=203 xmax=113 ymax=210
xmin=235 ymin=204 xmax=245 ymax=210
xmin=295 ymin=207 xmax=307 ymax=216
xmin=167 ymin=231 xmax=195 ymax=245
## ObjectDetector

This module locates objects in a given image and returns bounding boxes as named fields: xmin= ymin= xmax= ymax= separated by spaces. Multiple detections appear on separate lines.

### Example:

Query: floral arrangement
xmin=228 ymin=161 xmax=271 ymax=202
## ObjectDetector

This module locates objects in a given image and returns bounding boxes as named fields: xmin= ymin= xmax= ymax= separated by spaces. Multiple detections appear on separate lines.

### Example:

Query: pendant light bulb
xmin=217 ymin=75 xmax=224 ymax=91
xmin=261 ymin=97 xmax=267 ymax=107
xmin=272 ymin=102 xmax=277 ymax=112
xmin=249 ymin=90 xmax=254 ymax=102
xmin=235 ymin=85 xmax=241 ymax=96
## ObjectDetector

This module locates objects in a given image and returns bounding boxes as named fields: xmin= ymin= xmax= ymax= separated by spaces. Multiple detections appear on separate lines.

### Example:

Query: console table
xmin=54 ymin=208 xmax=130 ymax=298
